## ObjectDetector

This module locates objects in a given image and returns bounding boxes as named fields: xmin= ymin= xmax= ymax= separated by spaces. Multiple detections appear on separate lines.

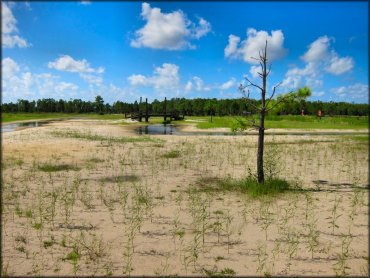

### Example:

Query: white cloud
xmin=301 ymin=36 xmax=331 ymax=63
xmin=331 ymin=83 xmax=368 ymax=101
xmin=325 ymin=56 xmax=354 ymax=75
xmin=249 ymin=65 xmax=260 ymax=79
xmin=312 ymin=91 xmax=325 ymax=97
xmin=48 ymin=55 xmax=104 ymax=86
xmin=2 ymin=57 xmax=20 ymax=78
xmin=185 ymin=81 xmax=193 ymax=91
xmin=127 ymin=74 xmax=148 ymax=86
xmin=128 ymin=63 xmax=180 ymax=91
xmin=224 ymin=28 xmax=287 ymax=64
xmin=55 ymin=82 xmax=79 ymax=93
xmin=2 ymin=57 xmax=80 ymax=102
xmin=300 ymin=36 xmax=354 ymax=75
xmin=79 ymin=1 xmax=91 ymax=5
xmin=224 ymin=35 xmax=240 ymax=58
xmin=184 ymin=76 xmax=211 ymax=92
xmin=131 ymin=2 xmax=211 ymax=50
xmin=80 ymin=74 xmax=103 ymax=85
xmin=220 ymin=78 xmax=236 ymax=90
xmin=282 ymin=35 xmax=355 ymax=91
xmin=2 ymin=2 xmax=30 ymax=48
xmin=48 ymin=55 xmax=104 ymax=74
xmin=193 ymin=17 xmax=211 ymax=39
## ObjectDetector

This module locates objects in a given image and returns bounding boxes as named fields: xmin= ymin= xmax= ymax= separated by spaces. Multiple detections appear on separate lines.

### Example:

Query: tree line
xmin=1 ymin=96 xmax=368 ymax=116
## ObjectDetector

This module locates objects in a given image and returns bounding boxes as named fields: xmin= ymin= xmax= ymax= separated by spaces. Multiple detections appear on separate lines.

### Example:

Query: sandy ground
xmin=2 ymin=119 xmax=369 ymax=276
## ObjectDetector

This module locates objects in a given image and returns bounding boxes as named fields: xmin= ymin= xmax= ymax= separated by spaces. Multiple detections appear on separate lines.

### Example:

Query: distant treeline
xmin=1 ymin=97 xmax=368 ymax=116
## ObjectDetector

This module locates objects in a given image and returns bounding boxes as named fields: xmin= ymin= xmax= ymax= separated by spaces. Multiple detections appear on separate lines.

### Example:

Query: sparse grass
xmin=194 ymin=115 xmax=368 ymax=130
xmin=196 ymin=176 xmax=294 ymax=198
xmin=38 ymin=163 xmax=80 ymax=172
xmin=2 ymin=112 xmax=129 ymax=123
xmin=162 ymin=150 xmax=181 ymax=158
xmin=50 ymin=129 xmax=162 ymax=143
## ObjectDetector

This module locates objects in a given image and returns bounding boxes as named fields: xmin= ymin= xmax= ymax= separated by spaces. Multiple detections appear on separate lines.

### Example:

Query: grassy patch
xmin=196 ymin=176 xmax=294 ymax=198
xmin=99 ymin=175 xmax=139 ymax=183
xmin=162 ymin=150 xmax=181 ymax=158
xmin=2 ymin=112 xmax=129 ymax=123
xmin=50 ymin=129 xmax=163 ymax=143
xmin=86 ymin=157 xmax=105 ymax=163
xmin=344 ymin=135 xmax=369 ymax=142
xmin=2 ymin=113 xmax=76 ymax=123
xmin=38 ymin=163 xmax=80 ymax=172
xmin=193 ymin=115 xmax=368 ymax=130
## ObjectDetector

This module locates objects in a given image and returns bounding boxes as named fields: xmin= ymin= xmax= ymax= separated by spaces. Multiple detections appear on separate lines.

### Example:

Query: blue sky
xmin=2 ymin=1 xmax=368 ymax=104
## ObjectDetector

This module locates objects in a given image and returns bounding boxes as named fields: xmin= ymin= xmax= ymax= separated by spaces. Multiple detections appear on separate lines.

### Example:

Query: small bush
xmin=162 ymin=150 xmax=180 ymax=158
xmin=196 ymin=176 xmax=293 ymax=198
xmin=219 ymin=177 xmax=291 ymax=197
xmin=38 ymin=163 xmax=80 ymax=172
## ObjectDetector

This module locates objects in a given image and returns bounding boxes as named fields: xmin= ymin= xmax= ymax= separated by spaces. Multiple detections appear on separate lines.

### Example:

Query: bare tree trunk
xmin=240 ymin=40 xmax=285 ymax=184
xmin=257 ymin=43 xmax=267 ymax=183
xmin=257 ymin=111 xmax=265 ymax=183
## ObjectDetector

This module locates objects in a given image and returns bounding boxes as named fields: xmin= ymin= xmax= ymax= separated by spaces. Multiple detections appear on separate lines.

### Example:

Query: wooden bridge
xmin=130 ymin=112 xmax=184 ymax=122
xmin=129 ymin=97 xmax=184 ymax=122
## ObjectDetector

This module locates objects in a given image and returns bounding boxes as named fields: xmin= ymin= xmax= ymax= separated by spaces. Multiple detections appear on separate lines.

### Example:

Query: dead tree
xmin=239 ymin=41 xmax=287 ymax=183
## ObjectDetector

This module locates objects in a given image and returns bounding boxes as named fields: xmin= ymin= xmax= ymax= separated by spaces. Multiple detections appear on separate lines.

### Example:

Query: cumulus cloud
xmin=2 ymin=2 xmax=30 ymax=48
xmin=249 ymin=65 xmax=260 ymax=79
xmin=185 ymin=76 xmax=211 ymax=92
xmin=80 ymin=74 xmax=103 ymax=86
xmin=193 ymin=17 xmax=212 ymax=39
xmin=281 ymin=35 xmax=354 ymax=91
xmin=224 ymin=28 xmax=287 ymax=64
xmin=312 ymin=91 xmax=325 ymax=97
xmin=325 ymin=56 xmax=354 ymax=75
xmin=185 ymin=81 xmax=193 ymax=91
xmin=2 ymin=57 xmax=20 ymax=78
xmin=2 ymin=57 xmax=79 ymax=102
xmin=331 ymin=83 xmax=368 ymax=101
xmin=48 ymin=55 xmax=104 ymax=74
xmin=131 ymin=2 xmax=211 ymax=50
xmin=55 ymin=82 xmax=79 ymax=93
xmin=301 ymin=36 xmax=331 ymax=63
xmin=48 ymin=55 xmax=104 ymax=85
xmin=220 ymin=78 xmax=236 ymax=90
xmin=128 ymin=63 xmax=180 ymax=91
xmin=301 ymin=35 xmax=354 ymax=75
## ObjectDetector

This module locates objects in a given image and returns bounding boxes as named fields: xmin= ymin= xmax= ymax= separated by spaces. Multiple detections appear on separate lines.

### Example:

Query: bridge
xmin=129 ymin=97 xmax=184 ymax=122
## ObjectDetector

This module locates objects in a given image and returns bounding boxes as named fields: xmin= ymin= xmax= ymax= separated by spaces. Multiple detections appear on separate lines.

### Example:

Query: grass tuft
xmin=50 ymin=129 xmax=163 ymax=143
xmin=38 ymin=163 xmax=80 ymax=172
xmin=162 ymin=150 xmax=181 ymax=158
xmin=196 ymin=176 xmax=293 ymax=198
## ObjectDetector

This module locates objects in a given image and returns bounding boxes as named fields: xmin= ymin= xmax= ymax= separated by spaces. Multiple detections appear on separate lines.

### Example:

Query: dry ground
xmin=2 ymin=119 xmax=368 ymax=276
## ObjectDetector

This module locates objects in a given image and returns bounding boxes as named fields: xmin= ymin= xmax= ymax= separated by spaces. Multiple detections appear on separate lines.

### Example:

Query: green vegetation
xmin=162 ymin=150 xmax=181 ymax=158
xmin=1 ymin=112 xmax=128 ymax=123
xmin=3 ymin=97 xmax=368 ymax=116
xmin=38 ymin=163 xmax=80 ymax=172
xmin=50 ymin=129 xmax=162 ymax=143
xmin=195 ymin=115 xmax=368 ymax=130
xmin=196 ymin=176 xmax=294 ymax=198
xmin=2 ymin=113 xmax=75 ymax=123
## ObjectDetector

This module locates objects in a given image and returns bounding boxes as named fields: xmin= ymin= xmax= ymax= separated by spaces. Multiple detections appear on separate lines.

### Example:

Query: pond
xmin=1 ymin=121 xmax=51 ymax=133
xmin=135 ymin=124 xmax=235 ymax=136
xmin=135 ymin=124 xmax=178 ymax=135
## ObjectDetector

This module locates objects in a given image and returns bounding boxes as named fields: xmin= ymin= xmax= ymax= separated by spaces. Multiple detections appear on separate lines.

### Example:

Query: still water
xmin=135 ymin=124 xmax=234 ymax=136
xmin=1 ymin=121 xmax=51 ymax=133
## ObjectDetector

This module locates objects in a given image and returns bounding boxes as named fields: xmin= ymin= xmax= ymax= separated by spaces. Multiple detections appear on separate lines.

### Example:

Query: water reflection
xmin=136 ymin=124 xmax=176 ymax=135
xmin=1 ymin=121 xmax=50 ymax=133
